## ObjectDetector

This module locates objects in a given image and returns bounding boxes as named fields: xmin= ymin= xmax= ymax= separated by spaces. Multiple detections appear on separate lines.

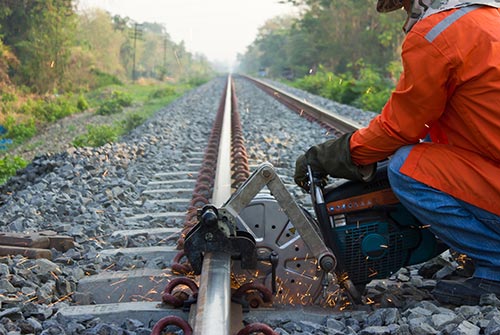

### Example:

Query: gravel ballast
xmin=0 ymin=76 xmax=495 ymax=335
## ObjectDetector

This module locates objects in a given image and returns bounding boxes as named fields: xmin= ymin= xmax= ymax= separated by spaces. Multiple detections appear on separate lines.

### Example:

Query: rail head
xmin=192 ymin=75 xmax=234 ymax=335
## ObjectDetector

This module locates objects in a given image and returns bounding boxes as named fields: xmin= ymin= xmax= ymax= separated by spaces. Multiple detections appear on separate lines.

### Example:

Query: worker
xmin=294 ymin=0 xmax=500 ymax=306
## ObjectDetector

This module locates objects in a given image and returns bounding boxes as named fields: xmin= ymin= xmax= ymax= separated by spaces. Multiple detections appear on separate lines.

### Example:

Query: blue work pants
xmin=387 ymin=145 xmax=500 ymax=281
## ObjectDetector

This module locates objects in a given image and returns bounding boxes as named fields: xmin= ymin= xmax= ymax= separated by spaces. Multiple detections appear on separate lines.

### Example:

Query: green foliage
xmin=319 ymin=72 xmax=357 ymax=105
xmin=0 ymin=155 xmax=28 ymax=184
xmin=24 ymin=96 xmax=78 ymax=122
xmin=0 ymin=21 xmax=19 ymax=87
xmin=90 ymin=68 xmax=123 ymax=88
xmin=122 ymin=112 xmax=147 ymax=132
xmin=3 ymin=116 xmax=37 ymax=142
xmin=293 ymin=68 xmax=357 ymax=104
xmin=184 ymin=76 xmax=210 ymax=88
xmin=2 ymin=2 xmax=214 ymax=95
xmin=96 ymin=99 xmax=123 ymax=115
xmin=9 ymin=95 xmax=84 ymax=124
xmin=349 ymin=62 xmax=393 ymax=111
xmin=1 ymin=92 xmax=17 ymax=103
xmin=148 ymin=86 xmax=177 ymax=100
xmin=48 ymin=98 xmax=77 ymax=121
xmin=238 ymin=0 xmax=406 ymax=81
xmin=292 ymin=70 xmax=331 ymax=95
xmin=0 ymin=91 xmax=94 ymax=150
xmin=72 ymin=124 xmax=120 ymax=147
xmin=1 ymin=0 xmax=77 ymax=92
xmin=111 ymin=91 xmax=133 ymax=107
xmin=74 ymin=82 xmax=190 ymax=148
xmin=96 ymin=91 xmax=133 ymax=115
xmin=386 ymin=60 xmax=404 ymax=85
xmin=354 ymin=88 xmax=391 ymax=112
xmin=76 ymin=9 xmax=214 ymax=84
xmin=293 ymin=62 xmax=394 ymax=112
xmin=0 ymin=91 xmax=18 ymax=115
xmin=77 ymin=94 xmax=89 ymax=111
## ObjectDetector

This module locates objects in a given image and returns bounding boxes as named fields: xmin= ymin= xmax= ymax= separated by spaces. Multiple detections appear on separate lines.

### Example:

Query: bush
xmin=77 ymin=94 xmax=90 ymax=111
xmin=111 ymin=90 xmax=133 ymax=107
xmin=293 ymin=62 xmax=394 ymax=113
xmin=96 ymin=99 xmax=122 ymax=115
xmin=350 ymin=63 xmax=393 ymax=112
xmin=353 ymin=88 xmax=391 ymax=112
xmin=293 ymin=68 xmax=358 ymax=104
xmin=24 ymin=96 xmax=78 ymax=122
xmin=90 ymin=68 xmax=123 ymax=88
xmin=122 ymin=112 xmax=147 ymax=132
xmin=185 ymin=76 xmax=209 ymax=87
xmin=292 ymin=70 xmax=329 ymax=95
xmin=148 ymin=86 xmax=176 ymax=100
xmin=3 ymin=116 xmax=37 ymax=142
xmin=72 ymin=124 xmax=120 ymax=147
xmin=96 ymin=91 xmax=133 ymax=115
xmin=1 ymin=92 xmax=17 ymax=103
xmin=0 ymin=155 xmax=28 ymax=184
xmin=319 ymin=72 xmax=357 ymax=104
xmin=0 ymin=100 xmax=15 ymax=115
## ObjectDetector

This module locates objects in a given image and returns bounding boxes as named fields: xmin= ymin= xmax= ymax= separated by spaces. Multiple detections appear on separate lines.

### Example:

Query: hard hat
xmin=376 ymin=0 xmax=404 ymax=12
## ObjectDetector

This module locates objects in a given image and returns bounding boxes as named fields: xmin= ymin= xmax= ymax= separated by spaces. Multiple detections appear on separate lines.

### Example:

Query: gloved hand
xmin=294 ymin=132 xmax=376 ymax=191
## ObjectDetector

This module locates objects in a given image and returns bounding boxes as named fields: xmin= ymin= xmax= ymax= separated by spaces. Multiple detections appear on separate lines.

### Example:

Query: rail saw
xmin=184 ymin=162 xmax=446 ymax=305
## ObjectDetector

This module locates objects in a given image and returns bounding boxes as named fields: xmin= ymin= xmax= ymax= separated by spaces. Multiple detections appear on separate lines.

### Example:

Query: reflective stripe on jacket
xmin=350 ymin=6 xmax=500 ymax=215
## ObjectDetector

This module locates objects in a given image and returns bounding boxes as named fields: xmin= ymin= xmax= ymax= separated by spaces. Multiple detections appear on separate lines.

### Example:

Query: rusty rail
xmin=158 ymin=75 xmax=275 ymax=334
xmin=240 ymin=75 xmax=362 ymax=135
xmin=192 ymin=75 xmax=234 ymax=335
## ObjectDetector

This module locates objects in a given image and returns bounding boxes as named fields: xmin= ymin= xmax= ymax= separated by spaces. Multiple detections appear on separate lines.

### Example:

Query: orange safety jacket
xmin=350 ymin=6 xmax=500 ymax=216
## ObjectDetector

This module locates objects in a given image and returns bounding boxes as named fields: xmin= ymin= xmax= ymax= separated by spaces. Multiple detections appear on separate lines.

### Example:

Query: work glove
xmin=294 ymin=132 xmax=376 ymax=191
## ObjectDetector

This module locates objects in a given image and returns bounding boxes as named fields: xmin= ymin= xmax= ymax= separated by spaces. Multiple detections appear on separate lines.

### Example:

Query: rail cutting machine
xmin=184 ymin=162 xmax=446 ymax=304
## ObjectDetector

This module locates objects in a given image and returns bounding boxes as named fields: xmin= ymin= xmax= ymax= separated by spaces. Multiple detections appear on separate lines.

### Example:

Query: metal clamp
xmin=184 ymin=162 xmax=336 ymax=278
xmin=223 ymin=162 xmax=336 ymax=273
xmin=184 ymin=205 xmax=257 ymax=274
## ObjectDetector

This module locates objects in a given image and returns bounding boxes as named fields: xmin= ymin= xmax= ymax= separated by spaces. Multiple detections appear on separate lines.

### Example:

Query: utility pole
xmin=130 ymin=23 xmax=143 ymax=81
xmin=163 ymin=36 xmax=168 ymax=80
xmin=163 ymin=37 xmax=167 ymax=70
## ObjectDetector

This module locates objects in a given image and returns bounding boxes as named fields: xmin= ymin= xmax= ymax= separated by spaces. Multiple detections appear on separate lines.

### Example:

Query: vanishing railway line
xmin=46 ymin=75 xmax=365 ymax=335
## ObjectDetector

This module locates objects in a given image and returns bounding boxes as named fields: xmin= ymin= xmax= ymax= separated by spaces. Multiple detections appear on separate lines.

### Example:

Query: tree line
xmin=237 ymin=0 xmax=408 ymax=112
xmin=238 ymin=0 xmax=406 ymax=79
xmin=0 ymin=0 xmax=214 ymax=94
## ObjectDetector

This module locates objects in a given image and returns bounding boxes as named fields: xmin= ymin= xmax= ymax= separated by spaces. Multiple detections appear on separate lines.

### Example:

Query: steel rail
xmin=241 ymin=75 xmax=362 ymax=134
xmin=192 ymin=75 xmax=234 ymax=335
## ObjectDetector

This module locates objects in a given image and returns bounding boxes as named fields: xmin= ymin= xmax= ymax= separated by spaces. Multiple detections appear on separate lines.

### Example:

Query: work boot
xmin=432 ymin=277 xmax=500 ymax=305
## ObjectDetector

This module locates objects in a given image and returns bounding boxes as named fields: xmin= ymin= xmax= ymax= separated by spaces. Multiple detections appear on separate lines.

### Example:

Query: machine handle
xmin=306 ymin=165 xmax=361 ymax=302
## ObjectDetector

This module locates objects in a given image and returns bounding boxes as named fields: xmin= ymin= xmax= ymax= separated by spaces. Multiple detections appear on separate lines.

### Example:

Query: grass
xmin=24 ymin=140 xmax=45 ymax=151
xmin=0 ymin=80 xmax=197 ymax=184
xmin=73 ymin=82 xmax=190 ymax=147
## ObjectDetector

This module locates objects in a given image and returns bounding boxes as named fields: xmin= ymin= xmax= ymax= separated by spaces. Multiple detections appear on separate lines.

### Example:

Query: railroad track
xmin=242 ymin=75 xmax=361 ymax=136
xmin=1 ymin=74 xmax=492 ymax=335
xmin=59 ymin=78 xmax=364 ymax=335
xmin=39 ymin=75 xmax=363 ymax=335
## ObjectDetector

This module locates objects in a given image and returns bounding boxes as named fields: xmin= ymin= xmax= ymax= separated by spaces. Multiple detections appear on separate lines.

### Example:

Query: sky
xmin=77 ymin=0 xmax=299 ymax=67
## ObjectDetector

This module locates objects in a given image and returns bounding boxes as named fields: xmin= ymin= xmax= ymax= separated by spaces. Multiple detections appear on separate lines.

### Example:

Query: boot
xmin=432 ymin=277 xmax=500 ymax=305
